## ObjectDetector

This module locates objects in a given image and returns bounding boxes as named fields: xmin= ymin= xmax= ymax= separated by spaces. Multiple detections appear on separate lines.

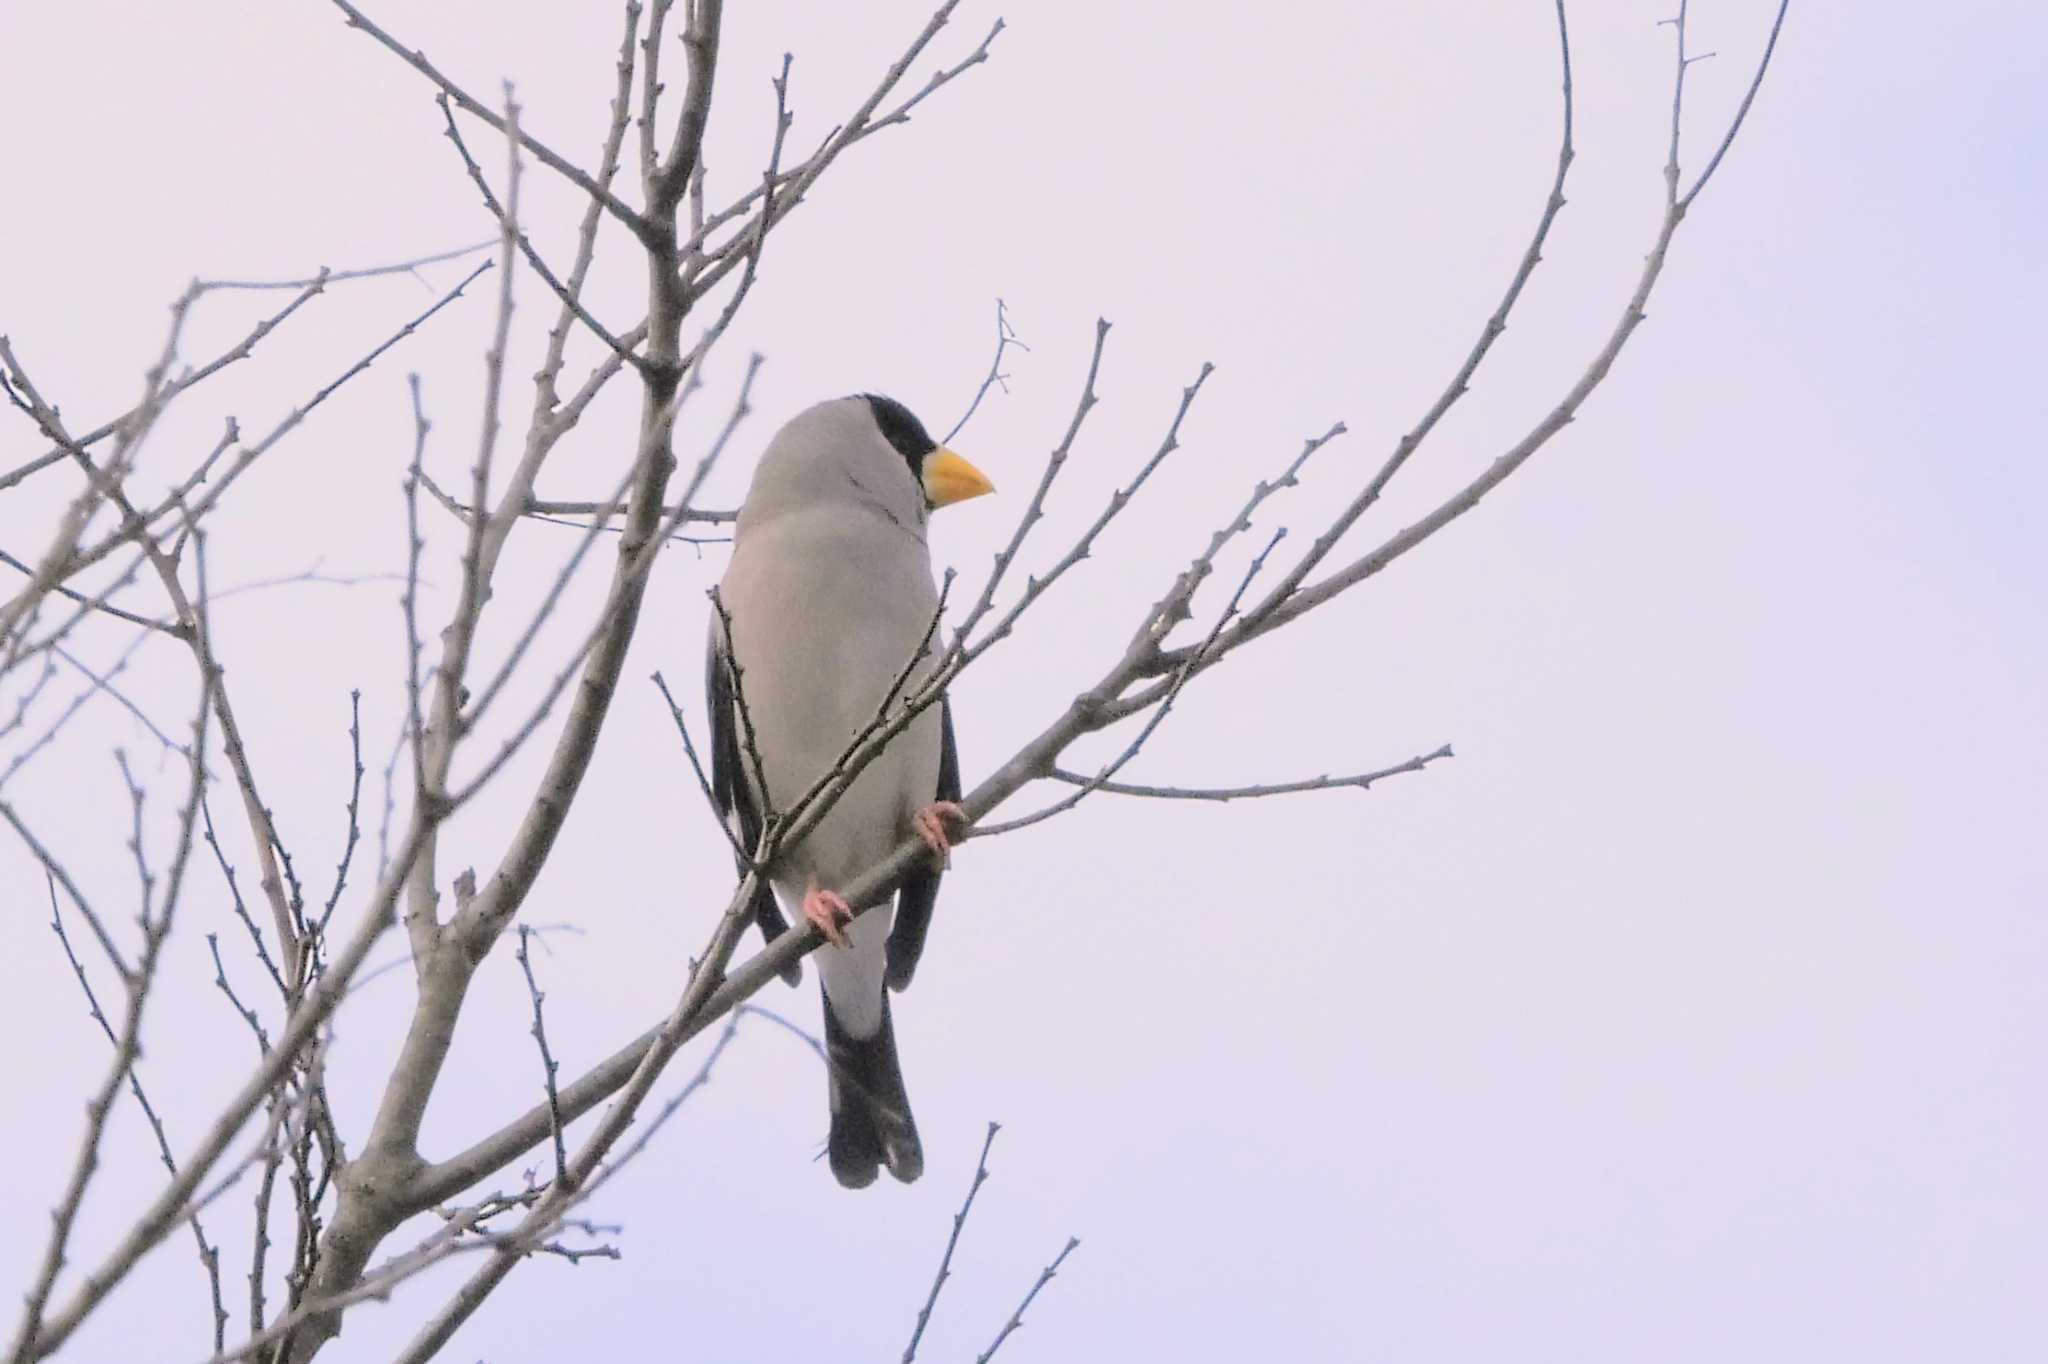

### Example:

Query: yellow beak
xmin=921 ymin=446 xmax=996 ymax=508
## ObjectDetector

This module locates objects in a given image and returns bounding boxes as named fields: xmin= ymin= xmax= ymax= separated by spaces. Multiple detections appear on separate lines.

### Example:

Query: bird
xmin=705 ymin=393 xmax=993 ymax=1188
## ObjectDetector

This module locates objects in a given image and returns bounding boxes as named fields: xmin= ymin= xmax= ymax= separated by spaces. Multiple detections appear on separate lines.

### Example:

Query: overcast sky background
xmin=2 ymin=1 xmax=2043 ymax=1360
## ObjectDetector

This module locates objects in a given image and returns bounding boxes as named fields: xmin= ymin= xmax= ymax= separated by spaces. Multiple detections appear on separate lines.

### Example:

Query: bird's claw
xmin=802 ymin=883 xmax=854 ymax=949
xmin=912 ymin=801 xmax=967 ymax=869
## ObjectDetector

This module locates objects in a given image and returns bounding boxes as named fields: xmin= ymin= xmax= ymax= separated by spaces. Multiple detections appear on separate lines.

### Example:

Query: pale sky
xmin=2 ymin=2 xmax=2043 ymax=1361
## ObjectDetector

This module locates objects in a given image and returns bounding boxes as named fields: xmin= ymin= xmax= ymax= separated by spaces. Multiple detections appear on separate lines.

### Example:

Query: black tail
xmin=821 ymin=987 xmax=922 ymax=1188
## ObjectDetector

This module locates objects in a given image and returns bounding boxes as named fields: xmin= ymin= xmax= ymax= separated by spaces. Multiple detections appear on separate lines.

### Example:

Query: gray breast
xmin=718 ymin=495 xmax=943 ymax=887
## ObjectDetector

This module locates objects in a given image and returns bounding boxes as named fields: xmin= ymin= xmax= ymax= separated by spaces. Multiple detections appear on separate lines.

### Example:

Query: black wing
xmin=706 ymin=626 xmax=801 ymax=986
xmin=885 ymin=695 xmax=958 ymax=992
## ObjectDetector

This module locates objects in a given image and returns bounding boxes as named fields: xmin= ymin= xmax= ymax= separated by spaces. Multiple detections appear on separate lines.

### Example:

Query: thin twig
xmin=945 ymin=298 xmax=1026 ymax=443
xmin=206 ymin=934 xmax=273 ymax=1055
xmin=0 ymin=652 xmax=57 ymax=747
xmin=535 ymin=0 xmax=643 ymax=411
xmin=530 ymin=497 xmax=733 ymax=523
xmin=1128 ymin=421 xmax=1348 ymax=663
xmin=0 ymin=329 xmax=181 ymax=653
xmin=0 ymin=238 xmax=489 ymax=498
xmin=956 ymin=358 xmax=1215 ymax=672
xmin=685 ymin=10 xmax=1005 ymax=293
xmin=903 ymin=1121 xmax=1000 ymax=1363
xmin=201 ymin=565 xmax=408 ymax=611
xmin=0 ymin=546 xmax=182 ymax=638
xmin=400 ymin=376 xmax=430 ymax=820
xmin=1 ymin=633 xmax=175 ymax=792
xmin=937 ymin=315 xmax=1114 ymax=647
xmin=0 ymin=801 xmax=132 ymax=978
xmin=327 ymin=0 xmax=655 ymax=242
xmin=1196 ymin=0 xmax=1577 ymax=668
xmin=732 ymin=1002 xmax=827 ymax=1066
xmin=195 ymin=240 xmax=497 ymax=291
xmin=706 ymin=585 xmax=774 ymax=823
xmin=652 ymin=670 xmax=746 ymax=859
xmin=8 ymin=589 xmax=216 ymax=1364
xmin=437 ymin=95 xmax=646 ymax=372
xmin=317 ymin=690 xmax=367 ymax=936
xmin=977 ymin=527 xmax=1289 ymax=837
xmin=50 ymin=264 xmax=493 ymax=593
xmin=48 ymin=875 xmax=229 ymax=1354
xmin=447 ymin=450 xmax=641 ymax=738
xmin=1680 ymin=0 xmax=1791 ymax=205
xmin=514 ymin=926 xmax=570 ymax=1188
xmin=387 ymin=1013 xmax=748 ymax=1364
xmin=976 ymin=1237 xmax=1081 ymax=1364
xmin=202 ymin=796 xmax=286 ymax=1000
xmin=1047 ymin=743 xmax=1455 ymax=802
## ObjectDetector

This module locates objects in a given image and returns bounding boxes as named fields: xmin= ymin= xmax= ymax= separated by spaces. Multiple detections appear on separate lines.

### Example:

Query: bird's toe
xmin=911 ymin=800 xmax=966 ymax=867
xmin=801 ymin=884 xmax=854 ymax=949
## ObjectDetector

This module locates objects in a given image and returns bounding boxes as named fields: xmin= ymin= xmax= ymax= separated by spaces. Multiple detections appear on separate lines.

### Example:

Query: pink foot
xmin=912 ymin=801 xmax=967 ymax=869
xmin=802 ymin=882 xmax=854 ymax=949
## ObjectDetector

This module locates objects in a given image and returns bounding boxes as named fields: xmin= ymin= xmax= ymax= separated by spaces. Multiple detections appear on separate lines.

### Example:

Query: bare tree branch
xmin=0 ymin=547 xmax=182 ymax=639
xmin=514 ymin=925 xmax=570 ymax=1188
xmin=977 ymin=1237 xmax=1081 ymax=1364
xmin=1049 ymin=742 xmax=1455 ymax=803
xmin=903 ymin=1121 xmax=1000 ymax=1363
xmin=0 ymin=4 xmax=1796 ymax=1357
xmin=682 ymin=11 xmax=1006 ymax=287
xmin=0 ymin=321 xmax=185 ymax=653
xmin=652 ymin=669 xmax=746 ymax=860
xmin=0 ymin=240 xmax=489 ymax=498
xmin=205 ymin=933 xmax=273 ymax=1056
xmin=47 ymin=873 xmax=229 ymax=1355
xmin=194 ymin=241 xmax=496 ymax=291
xmin=326 ymin=0 xmax=656 ymax=242
xmin=946 ymin=298 xmax=1025 ymax=444
xmin=386 ymin=1013 xmax=749 ymax=1364
xmin=1680 ymin=0 xmax=1792 ymax=205
xmin=7 ymin=573 xmax=216 ymax=1364
xmin=1 ymin=801 xmax=133 ymax=979
xmin=437 ymin=95 xmax=645 ymax=372
xmin=38 ymin=262 xmax=491 ymax=601
xmin=316 ymin=691 xmax=368 ymax=938
xmin=1 ymin=633 xmax=173 ymax=791
xmin=976 ymin=527 xmax=1291 ymax=838
xmin=9 ymin=341 xmax=325 ymax=997
xmin=201 ymin=798 xmax=287 ymax=999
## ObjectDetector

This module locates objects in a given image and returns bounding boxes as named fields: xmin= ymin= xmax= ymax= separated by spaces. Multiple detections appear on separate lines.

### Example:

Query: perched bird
xmin=706 ymin=394 xmax=994 ymax=1188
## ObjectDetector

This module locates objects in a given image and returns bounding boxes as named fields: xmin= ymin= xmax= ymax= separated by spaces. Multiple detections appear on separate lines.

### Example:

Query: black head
xmin=858 ymin=393 xmax=937 ymax=486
